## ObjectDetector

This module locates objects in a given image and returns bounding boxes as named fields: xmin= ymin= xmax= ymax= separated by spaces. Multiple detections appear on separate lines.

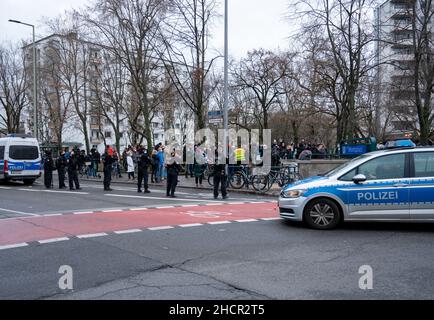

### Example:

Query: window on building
xmin=104 ymin=131 xmax=112 ymax=138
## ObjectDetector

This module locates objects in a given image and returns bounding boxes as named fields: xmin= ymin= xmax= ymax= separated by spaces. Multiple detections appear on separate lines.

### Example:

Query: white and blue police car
xmin=0 ymin=134 xmax=42 ymax=185
xmin=279 ymin=145 xmax=434 ymax=229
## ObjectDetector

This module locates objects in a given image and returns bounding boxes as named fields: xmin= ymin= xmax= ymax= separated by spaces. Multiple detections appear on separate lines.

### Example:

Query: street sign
xmin=208 ymin=110 xmax=223 ymax=119
xmin=209 ymin=118 xmax=223 ymax=124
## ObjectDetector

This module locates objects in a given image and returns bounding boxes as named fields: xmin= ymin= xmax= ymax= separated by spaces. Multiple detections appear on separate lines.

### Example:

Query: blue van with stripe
xmin=279 ymin=147 xmax=434 ymax=229
xmin=0 ymin=135 xmax=42 ymax=185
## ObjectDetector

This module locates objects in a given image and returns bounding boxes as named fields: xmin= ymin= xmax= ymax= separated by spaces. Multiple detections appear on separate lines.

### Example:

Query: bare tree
xmin=93 ymin=52 xmax=130 ymax=153
xmin=161 ymin=0 xmax=220 ymax=130
xmin=232 ymin=49 xmax=293 ymax=130
xmin=292 ymin=0 xmax=378 ymax=143
xmin=0 ymin=44 xmax=29 ymax=135
xmin=83 ymin=0 xmax=169 ymax=152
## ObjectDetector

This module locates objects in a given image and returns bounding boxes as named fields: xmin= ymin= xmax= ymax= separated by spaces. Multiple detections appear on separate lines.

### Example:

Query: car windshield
xmin=323 ymin=154 xmax=371 ymax=177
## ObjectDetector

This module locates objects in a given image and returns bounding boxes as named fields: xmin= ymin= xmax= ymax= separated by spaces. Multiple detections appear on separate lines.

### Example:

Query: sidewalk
xmin=80 ymin=173 xmax=281 ymax=197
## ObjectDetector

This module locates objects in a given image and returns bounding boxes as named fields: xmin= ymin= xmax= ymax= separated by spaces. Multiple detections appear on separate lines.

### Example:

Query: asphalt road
xmin=1 ymin=178 xmax=434 ymax=300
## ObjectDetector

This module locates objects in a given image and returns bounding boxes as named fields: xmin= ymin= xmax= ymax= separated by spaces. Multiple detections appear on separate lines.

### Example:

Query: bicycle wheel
xmin=228 ymin=172 xmax=245 ymax=189
xmin=252 ymin=175 xmax=269 ymax=192
xmin=208 ymin=173 xmax=215 ymax=186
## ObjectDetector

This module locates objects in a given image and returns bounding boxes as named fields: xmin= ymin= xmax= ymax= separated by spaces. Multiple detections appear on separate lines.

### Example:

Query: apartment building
xmin=375 ymin=0 xmax=432 ymax=136
xmin=23 ymin=32 xmax=193 ymax=154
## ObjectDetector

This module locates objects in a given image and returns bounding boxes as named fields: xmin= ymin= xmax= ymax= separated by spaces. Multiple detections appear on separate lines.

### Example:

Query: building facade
xmin=375 ymin=0 xmax=433 ymax=138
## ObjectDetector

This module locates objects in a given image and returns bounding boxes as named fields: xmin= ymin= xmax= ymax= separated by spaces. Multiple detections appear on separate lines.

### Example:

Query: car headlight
xmin=280 ymin=189 xmax=307 ymax=198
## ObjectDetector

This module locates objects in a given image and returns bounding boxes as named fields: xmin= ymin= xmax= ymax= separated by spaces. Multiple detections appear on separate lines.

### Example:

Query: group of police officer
xmin=43 ymin=146 xmax=229 ymax=199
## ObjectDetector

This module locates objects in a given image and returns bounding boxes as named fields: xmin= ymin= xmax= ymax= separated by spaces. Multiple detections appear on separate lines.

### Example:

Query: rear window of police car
xmin=9 ymin=145 xmax=39 ymax=160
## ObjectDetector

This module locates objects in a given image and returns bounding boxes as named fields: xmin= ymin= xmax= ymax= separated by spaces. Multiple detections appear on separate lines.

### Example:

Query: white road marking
xmin=114 ymin=229 xmax=142 ymax=235
xmin=102 ymin=209 xmax=123 ymax=213
xmin=261 ymin=217 xmax=282 ymax=221
xmin=73 ymin=211 xmax=94 ymax=215
xmin=76 ymin=233 xmax=108 ymax=239
xmin=181 ymin=205 xmax=199 ymax=208
xmin=148 ymin=226 xmax=174 ymax=231
xmin=228 ymin=202 xmax=246 ymax=205
xmin=0 ymin=243 xmax=28 ymax=250
xmin=236 ymin=219 xmax=258 ymax=223
xmin=0 ymin=207 xmax=39 ymax=217
xmin=104 ymin=194 xmax=225 ymax=203
xmin=179 ymin=223 xmax=203 ymax=228
xmin=18 ymin=188 xmax=89 ymax=195
xmin=129 ymin=208 xmax=149 ymax=211
xmin=0 ymin=186 xmax=11 ymax=190
xmin=42 ymin=214 xmax=63 ymax=217
xmin=38 ymin=237 xmax=69 ymax=244
xmin=156 ymin=206 xmax=175 ymax=209
xmin=208 ymin=221 xmax=231 ymax=225
xmin=205 ymin=203 xmax=224 ymax=206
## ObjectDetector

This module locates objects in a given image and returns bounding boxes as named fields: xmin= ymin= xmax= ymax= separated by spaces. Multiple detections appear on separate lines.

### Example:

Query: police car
xmin=279 ymin=145 xmax=434 ymax=229
xmin=0 ymin=134 xmax=42 ymax=185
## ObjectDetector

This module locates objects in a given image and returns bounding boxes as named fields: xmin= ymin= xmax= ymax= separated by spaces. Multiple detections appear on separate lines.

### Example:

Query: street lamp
xmin=223 ymin=0 xmax=229 ymax=173
xmin=8 ymin=19 xmax=38 ymax=141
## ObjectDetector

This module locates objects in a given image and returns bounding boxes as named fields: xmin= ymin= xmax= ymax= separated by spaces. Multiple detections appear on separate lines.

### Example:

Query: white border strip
xmin=0 ymin=243 xmax=28 ymax=250
xmin=208 ymin=221 xmax=231 ymax=225
xmin=114 ymin=229 xmax=143 ymax=235
xmin=148 ymin=226 xmax=174 ymax=231
xmin=38 ymin=237 xmax=69 ymax=244
xmin=76 ymin=233 xmax=108 ymax=239
xmin=179 ymin=223 xmax=203 ymax=228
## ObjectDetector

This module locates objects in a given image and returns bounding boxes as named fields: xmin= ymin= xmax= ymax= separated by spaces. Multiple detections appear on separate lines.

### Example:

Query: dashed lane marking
xmin=38 ymin=237 xmax=69 ymax=244
xmin=207 ymin=221 xmax=232 ymax=225
xmin=114 ymin=229 xmax=143 ymax=235
xmin=0 ymin=243 xmax=29 ymax=250
xmin=236 ymin=219 xmax=258 ymax=223
xmin=104 ymin=193 xmax=226 ymax=203
xmin=148 ymin=226 xmax=174 ymax=231
xmin=179 ymin=223 xmax=203 ymax=228
xmin=0 ymin=217 xmax=281 ymax=251
xmin=76 ymin=233 xmax=108 ymax=239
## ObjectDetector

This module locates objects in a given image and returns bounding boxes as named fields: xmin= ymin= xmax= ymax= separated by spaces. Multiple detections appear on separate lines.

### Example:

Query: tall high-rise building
xmin=375 ymin=0 xmax=433 ymax=137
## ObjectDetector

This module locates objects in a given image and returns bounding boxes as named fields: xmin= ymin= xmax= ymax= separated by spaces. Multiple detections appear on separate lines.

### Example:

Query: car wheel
xmin=303 ymin=198 xmax=341 ymax=230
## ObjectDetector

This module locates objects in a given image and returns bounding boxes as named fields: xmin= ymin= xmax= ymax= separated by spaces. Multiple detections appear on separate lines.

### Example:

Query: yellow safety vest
xmin=235 ymin=148 xmax=246 ymax=162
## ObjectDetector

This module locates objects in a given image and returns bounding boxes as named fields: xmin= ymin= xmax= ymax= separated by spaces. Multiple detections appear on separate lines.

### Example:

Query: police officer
xmin=102 ymin=146 xmax=114 ymax=191
xmin=67 ymin=151 xmax=81 ymax=190
xmin=43 ymin=150 xmax=54 ymax=189
xmin=56 ymin=150 xmax=68 ymax=189
xmin=213 ymin=151 xmax=228 ymax=200
xmin=137 ymin=148 xmax=152 ymax=193
xmin=166 ymin=151 xmax=182 ymax=198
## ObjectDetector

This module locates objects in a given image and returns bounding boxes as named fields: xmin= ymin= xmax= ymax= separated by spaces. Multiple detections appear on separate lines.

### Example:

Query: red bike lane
xmin=0 ymin=202 xmax=279 ymax=246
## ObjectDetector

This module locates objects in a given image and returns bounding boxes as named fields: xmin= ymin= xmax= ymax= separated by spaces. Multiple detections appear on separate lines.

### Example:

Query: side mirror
xmin=352 ymin=174 xmax=367 ymax=184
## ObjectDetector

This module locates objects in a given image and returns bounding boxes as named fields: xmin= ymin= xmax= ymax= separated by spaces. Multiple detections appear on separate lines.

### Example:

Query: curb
xmin=79 ymin=178 xmax=280 ymax=198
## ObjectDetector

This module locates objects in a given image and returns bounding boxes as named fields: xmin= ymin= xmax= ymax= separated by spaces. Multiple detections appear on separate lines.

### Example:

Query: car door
xmin=340 ymin=153 xmax=410 ymax=220
xmin=409 ymin=151 xmax=434 ymax=220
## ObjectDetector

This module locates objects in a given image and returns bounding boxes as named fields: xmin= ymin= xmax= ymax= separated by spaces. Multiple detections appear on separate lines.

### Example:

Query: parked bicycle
xmin=252 ymin=164 xmax=301 ymax=192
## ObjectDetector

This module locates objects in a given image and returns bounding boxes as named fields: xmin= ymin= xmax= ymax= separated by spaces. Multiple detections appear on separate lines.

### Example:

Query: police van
xmin=0 ymin=134 xmax=42 ymax=185
xmin=279 ymin=146 xmax=434 ymax=229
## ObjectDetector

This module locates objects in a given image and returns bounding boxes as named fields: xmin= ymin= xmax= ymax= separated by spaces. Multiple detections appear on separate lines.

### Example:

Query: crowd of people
xmin=42 ymin=142 xmax=229 ymax=199
xmin=271 ymin=139 xmax=328 ymax=166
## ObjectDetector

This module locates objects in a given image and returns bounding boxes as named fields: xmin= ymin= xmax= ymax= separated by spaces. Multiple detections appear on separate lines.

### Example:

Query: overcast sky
xmin=0 ymin=0 xmax=292 ymax=59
